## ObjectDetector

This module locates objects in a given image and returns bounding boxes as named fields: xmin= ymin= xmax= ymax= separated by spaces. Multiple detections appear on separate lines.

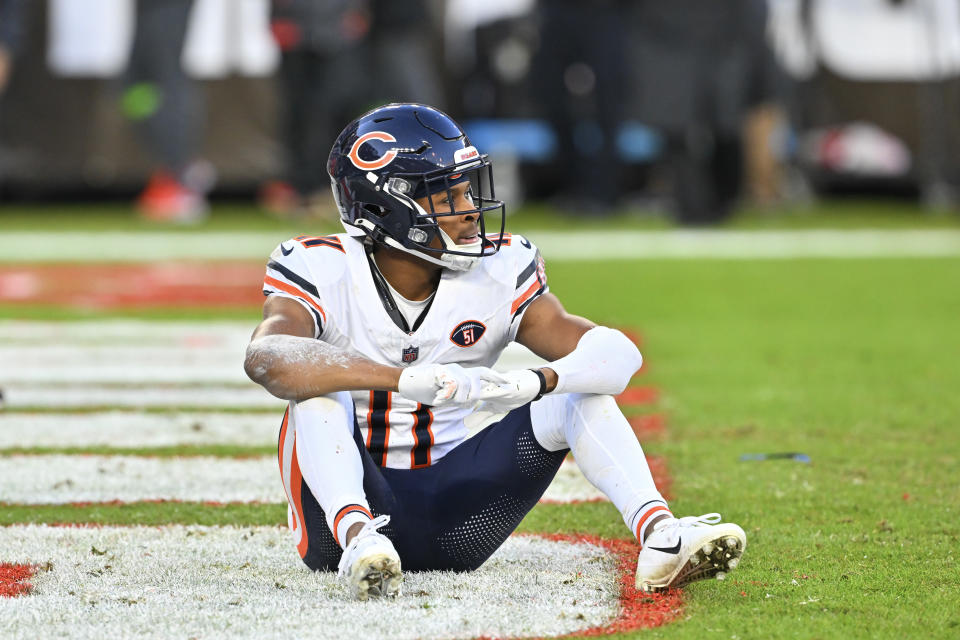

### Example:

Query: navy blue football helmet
xmin=327 ymin=103 xmax=505 ymax=271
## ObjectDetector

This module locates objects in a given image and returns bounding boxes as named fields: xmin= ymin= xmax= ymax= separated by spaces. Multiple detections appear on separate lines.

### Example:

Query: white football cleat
xmin=337 ymin=514 xmax=402 ymax=600
xmin=635 ymin=513 xmax=746 ymax=593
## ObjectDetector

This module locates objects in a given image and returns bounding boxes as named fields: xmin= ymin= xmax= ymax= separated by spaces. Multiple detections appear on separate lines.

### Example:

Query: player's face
xmin=417 ymin=182 xmax=480 ymax=246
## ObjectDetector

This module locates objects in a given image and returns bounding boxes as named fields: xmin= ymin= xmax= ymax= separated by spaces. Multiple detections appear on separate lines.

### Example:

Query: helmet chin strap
xmin=350 ymin=218 xmax=482 ymax=272
xmin=436 ymin=227 xmax=483 ymax=272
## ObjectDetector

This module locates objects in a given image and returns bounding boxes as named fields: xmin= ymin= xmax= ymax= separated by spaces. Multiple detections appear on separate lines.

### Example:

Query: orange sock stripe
xmin=332 ymin=504 xmax=374 ymax=541
xmin=635 ymin=505 xmax=671 ymax=548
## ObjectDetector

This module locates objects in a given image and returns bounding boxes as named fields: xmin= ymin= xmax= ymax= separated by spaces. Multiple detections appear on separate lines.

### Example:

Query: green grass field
xmin=2 ymin=202 xmax=959 ymax=638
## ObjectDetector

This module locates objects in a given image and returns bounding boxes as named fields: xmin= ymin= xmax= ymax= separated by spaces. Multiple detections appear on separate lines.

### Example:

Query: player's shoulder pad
xmin=486 ymin=231 xmax=536 ymax=260
xmin=483 ymin=232 xmax=541 ymax=275
xmin=267 ymin=234 xmax=348 ymax=287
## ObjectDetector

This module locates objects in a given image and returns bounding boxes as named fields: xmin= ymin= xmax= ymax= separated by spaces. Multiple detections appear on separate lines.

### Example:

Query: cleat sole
xmin=348 ymin=553 xmax=402 ymax=600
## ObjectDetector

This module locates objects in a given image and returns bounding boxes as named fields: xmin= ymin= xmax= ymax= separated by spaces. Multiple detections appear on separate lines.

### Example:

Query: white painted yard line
xmin=1 ymin=347 xmax=248 ymax=384
xmin=0 ymin=412 xmax=279 ymax=448
xmin=0 ymin=526 xmax=618 ymax=640
xmin=0 ymin=385 xmax=284 ymax=409
xmin=0 ymin=455 xmax=285 ymax=503
xmin=0 ymin=456 xmax=603 ymax=505
xmin=0 ymin=322 xmax=541 ymax=385
xmin=3 ymin=229 xmax=960 ymax=261
xmin=0 ymin=320 xmax=254 ymax=346
xmin=0 ymin=344 xmax=540 ymax=385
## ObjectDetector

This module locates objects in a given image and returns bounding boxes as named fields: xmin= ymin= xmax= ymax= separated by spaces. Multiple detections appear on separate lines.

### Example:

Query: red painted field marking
xmin=615 ymin=386 xmax=659 ymax=406
xmin=539 ymin=454 xmax=672 ymax=504
xmin=537 ymin=534 xmax=684 ymax=635
xmin=0 ymin=563 xmax=38 ymax=598
xmin=629 ymin=413 xmax=666 ymax=440
xmin=0 ymin=263 xmax=264 ymax=309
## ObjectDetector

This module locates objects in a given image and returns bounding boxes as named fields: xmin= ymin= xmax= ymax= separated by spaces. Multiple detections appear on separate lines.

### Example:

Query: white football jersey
xmin=262 ymin=232 xmax=548 ymax=469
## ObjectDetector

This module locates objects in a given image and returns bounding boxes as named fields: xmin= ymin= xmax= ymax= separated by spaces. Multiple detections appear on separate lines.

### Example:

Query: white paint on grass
xmin=3 ymin=229 xmax=960 ymax=262
xmin=0 ymin=525 xmax=619 ymax=640
xmin=0 ymin=455 xmax=285 ymax=504
xmin=0 ymin=412 xmax=279 ymax=448
xmin=0 ymin=320 xmax=254 ymax=346
xmin=0 ymin=385 xmax=285 ymax=409
xmin=1 ymin=351 xmax=249 ymax=384
xmin=0 ymin=321 xmax=542 ymax=386
xmin=543 ymin=459 xmax=606 ymax=502
xmin=0 ymin=455 xmax=604 ymax=506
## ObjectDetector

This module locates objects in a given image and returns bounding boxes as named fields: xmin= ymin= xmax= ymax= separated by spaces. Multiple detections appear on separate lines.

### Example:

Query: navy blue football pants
xmin=288 ymin=404 xmax=569 ymax=572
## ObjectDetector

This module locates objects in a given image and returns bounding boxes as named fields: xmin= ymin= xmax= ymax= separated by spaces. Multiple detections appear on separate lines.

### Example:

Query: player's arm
xmin=514 ymin=293 xmax=642 ymax=397
xmin=244 ymin=296 xmax=402 ymax=401
xmin=514 ymin=293 xmax=592 ymax=391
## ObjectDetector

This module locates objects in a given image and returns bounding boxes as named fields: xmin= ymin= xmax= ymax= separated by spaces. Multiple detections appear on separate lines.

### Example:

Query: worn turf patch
xmin=0 ymin=526 xmax=624 ymax=639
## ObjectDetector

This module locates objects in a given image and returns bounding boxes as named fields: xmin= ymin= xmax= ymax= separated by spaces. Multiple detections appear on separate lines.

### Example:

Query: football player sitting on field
xmin=244 ymin=103 xmax=746 ymax=600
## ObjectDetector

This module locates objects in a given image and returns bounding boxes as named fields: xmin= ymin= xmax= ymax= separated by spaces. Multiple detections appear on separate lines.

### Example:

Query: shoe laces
xmin=676 ymin=513 xmax=722 ymax=528
xmin=337 ymin=514 xmax=391 ymax=575
xmin=651 ymin=512 xmax=722 ymax=542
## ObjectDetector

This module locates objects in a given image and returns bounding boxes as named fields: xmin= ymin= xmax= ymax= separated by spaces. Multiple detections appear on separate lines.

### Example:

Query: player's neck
xmin=371 ymin=245 xmax=441 ymax=301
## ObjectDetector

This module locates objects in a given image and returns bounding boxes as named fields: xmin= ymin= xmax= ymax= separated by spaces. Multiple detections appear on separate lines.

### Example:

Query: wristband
xmin=529 ymin=368 xmax=547 ymax=401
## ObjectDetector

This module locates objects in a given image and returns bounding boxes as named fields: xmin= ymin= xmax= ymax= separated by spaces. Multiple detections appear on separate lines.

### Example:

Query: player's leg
xmin=530 ymin=392 xmax=746 ymax=592
xmin=376 ymin=403 xmax=568 ymax=572
xmin=279 ymin=393 xmax=401 ymax=599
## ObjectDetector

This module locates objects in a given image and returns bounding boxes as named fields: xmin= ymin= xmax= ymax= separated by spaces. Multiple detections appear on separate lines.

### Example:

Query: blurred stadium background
xmin=0 ymin=0 xmax=959 ymax=222
xmin=2 ymin=2 xmax=960 ymax=639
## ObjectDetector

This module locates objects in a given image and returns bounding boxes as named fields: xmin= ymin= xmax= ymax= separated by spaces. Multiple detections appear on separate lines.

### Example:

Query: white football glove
xmin=397 ymin=363 xmax=508 ymax=407
xmin=474 ymin=369 xmax=544 ymax=414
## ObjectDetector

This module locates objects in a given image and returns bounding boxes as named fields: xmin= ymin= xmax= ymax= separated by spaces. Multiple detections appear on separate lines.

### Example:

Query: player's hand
xmin=475 ymin=369 xmax=543 ymax=413
xmin=397 ymin=363 xmax=508 ymax=406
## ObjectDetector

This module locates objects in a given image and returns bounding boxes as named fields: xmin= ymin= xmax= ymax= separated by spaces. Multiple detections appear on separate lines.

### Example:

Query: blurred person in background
xmin=367 ymin=0 xmax=444 ymax=108
xmin=261 ymin=0 xmax=372 ymax=219
xmin=0 ymin=0 xmax=26 ymax=98
xmin=530 ymin=0 xmax=627 ymax=215
xmin=630 ymin=0 xmax=785 ymax=224
xmin=0 ymin=0 xmax=26 ymax=189
xmin=123 ymin=0 xmax=210 ymax=223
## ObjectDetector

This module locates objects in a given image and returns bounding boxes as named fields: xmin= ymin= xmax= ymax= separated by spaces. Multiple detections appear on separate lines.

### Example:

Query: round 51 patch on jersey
xmin=450 ymin=320 xmax=486 ymax=347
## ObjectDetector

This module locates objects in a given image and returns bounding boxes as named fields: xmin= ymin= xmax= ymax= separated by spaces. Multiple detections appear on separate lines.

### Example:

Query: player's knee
xmin=292 ymin=392 xmax=354 ymax=429
xmin=564 ymin=392 xmax=620 ymax=418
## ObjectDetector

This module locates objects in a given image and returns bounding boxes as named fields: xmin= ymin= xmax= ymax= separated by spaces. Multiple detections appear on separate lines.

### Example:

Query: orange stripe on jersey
xmin=410 ymin=403 xmax=435 ymax=469
xmin=382 ymin=393 xmax=391 ymax=467
xmin=333 ymin=504 xmax=374 ymax=540
xmin=510 ymin=279 xmax=542 ymax=315
xmin=489 ymin=232 xmax=512 ymax=246
xmin=263 ymin=275 xmax=327 ymax=323
xmin=365 ymin=390 xmax=374 ymax=450
xmin=424 ymin=407 xmax=435 ymax=465
xmin=296 ymin=235 xmax=345 ymax=252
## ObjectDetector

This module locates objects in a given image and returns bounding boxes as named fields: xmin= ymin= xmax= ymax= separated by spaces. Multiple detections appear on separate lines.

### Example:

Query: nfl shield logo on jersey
xmin=402 ymin=345 xmax=419 ymax=364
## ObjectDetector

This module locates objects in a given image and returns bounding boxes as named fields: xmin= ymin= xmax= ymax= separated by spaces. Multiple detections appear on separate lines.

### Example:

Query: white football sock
xmin=288 ymin=393 xmax=373 ymax=548
xmin=531 ymin=393 xmax=672 ymax=543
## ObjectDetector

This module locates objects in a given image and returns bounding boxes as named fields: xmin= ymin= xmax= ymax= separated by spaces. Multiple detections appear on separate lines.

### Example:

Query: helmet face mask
xmin=328 ymin=103 xmax=506 ymax=271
